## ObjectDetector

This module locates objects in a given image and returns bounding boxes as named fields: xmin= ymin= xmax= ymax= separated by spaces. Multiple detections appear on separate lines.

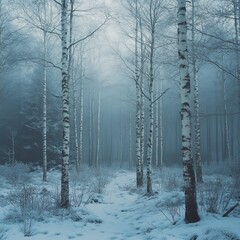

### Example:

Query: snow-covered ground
xmin=0 ymin=165 xmax=239 ymax=240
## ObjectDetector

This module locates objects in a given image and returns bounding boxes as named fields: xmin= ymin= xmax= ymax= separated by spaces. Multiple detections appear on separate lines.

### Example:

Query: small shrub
xmin=156 ymin=192 xmax=184 ymax=224
xmin=6 ymin=185 xmax=53 ymax=222
xmin=0 ymin=228 xmax=7 ymax=240
xmin=92 ymin=175 xmax=109 ymax=194
xmin=89 ymin=168 xmax=110 ymax=195
xmin=52 ymin=185 xmax=61 ymax=209
xmin=70 ymin=183 xmax=85 ymax=207
xmin=162 ymin=173 xmax=180 ymax=192
xmin=3 ymin=163 xmax=31 ymax=185
xmin=198 ymin=177 xmax=237 ymax=214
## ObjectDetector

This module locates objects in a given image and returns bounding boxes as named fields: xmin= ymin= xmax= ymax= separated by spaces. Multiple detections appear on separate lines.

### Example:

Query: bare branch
xmin=67 ymin=16 xmax=110 ymax=49
xmin=14 ymin=57 xmax=62 ymax=70
xmin=197 ymin=54 xmax=239 ymax=81
xmin=53 ymin=0 xmax=61 ymax=6
xmin=191 ymin=24 xmax=238 ymax=46
xmin=152 ymin=88 xmax=169 ymax=104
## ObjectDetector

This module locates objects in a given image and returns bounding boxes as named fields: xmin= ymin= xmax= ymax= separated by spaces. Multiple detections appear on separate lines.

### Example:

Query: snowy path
xmin=82 ymin=170 xmax=140 ymax=240
xmin=2 ymin=169 xmax=240 ymax=240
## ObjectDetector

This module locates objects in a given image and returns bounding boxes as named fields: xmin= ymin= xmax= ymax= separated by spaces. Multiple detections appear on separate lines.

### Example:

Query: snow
xmin=0 ymin=166 xmax=239 ymax=240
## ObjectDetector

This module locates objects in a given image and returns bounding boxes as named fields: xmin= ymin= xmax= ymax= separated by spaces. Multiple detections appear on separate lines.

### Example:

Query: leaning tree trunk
xmin=177 ymin=0 xmax=200 ymax=223
xmin=60 ymin=0 xmax=70 ymax=209
xmin=191 ymin=0 xmax=203 ymax=183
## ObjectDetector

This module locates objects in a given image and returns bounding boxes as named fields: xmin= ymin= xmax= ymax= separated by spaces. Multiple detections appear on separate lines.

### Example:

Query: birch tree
xmin=222 ymin=71 xmax=231 ymax=159
xmin=121 ymin=0 xmax=145 ymax=186
xmin=96 ymin=62 xmax=101 ymax=170
xmin=79 ymin=58 xmax=84 ymax=169
xmin=59 ymin=0 xmax=108 ymax=205
xmin=139 ymin=15 xmax=145 ymax=180
xmin=159 ymin=80 xmax=163 ymax=169
xmin=233 ymin=0 xmax=240 ymax=160
xmin=9 ymin=128 xmax=17 ymax=165
xmin=60 ymin=0 xmax=70 ymax=208
xmin=68 ymin=0 xmax=81 ymax=173
xmin=142 ymin=0 xmax=162 ymax=194
xmin=42 ymin=0 xmax=48 ymax=182
xmin=155 ymin=90 xmax=159 ymax=167
xmin=10 ymin=0 xmax=58 ymax=181
xmin=191 ymin=0 xmax=203 ymax=183
xmin=134 ymin=0 xmax=143 ymax=187
xmin=177 ymin=0 xmax=200 ymax=223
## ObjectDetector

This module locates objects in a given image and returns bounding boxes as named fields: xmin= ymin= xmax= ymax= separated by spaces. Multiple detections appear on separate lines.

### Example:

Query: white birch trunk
xmin=120 ymin=120 xmax=123 ymax=168
xmin=136 ymin=83 xmax=142 ymax=186
xmin=193 ymin=69 xmax=203 ymax=182
xmin=12 ymin=133 xmax=15 ymax=164
xmin=139 ymin=15 xmax=144 ymax=184
xmin=177 ymin=0 xmax=199 ymax=223
xmin=96 ymin=75 xmax=101 ymax=170
xmin=159 ymin=80 xmax=163 ymax=169
xmin=234 ymin=0 xmax=240 ymax=161
xmin=69 ymin=0 xmax=80 ymax=172
xmin=89 ymin=93 xmax=93 ymax=166
xmin=155 ymin=90 xmax=159 ymax=167
xmin=42 ymin=29 xmax=47 ymax=181
xmin=135 ymin=0 xmax=143 ymax=187
xmin=223 ymin=75 xmax=231 ymax=159
xmin=73 ymin=81 xmax=80 ymax=172
xmin=9 ymin=129 xmax=17 ymax=165
xmin=60 ymin=0 xmax=70 ymax=209
xmin=146 ymin=26 xmax=155 ymax=194
xmin=129 ymin=113 xmax=132 ymax=169
xmin=147 ymin=96 xmax=153 ymax=194
xmin=79 ymin=65 xmax=83 ymax=168
xmin=41 ymin=0 xmax=48 ymax=182
xmin=191 ymin=0 xmax=203 ymax=183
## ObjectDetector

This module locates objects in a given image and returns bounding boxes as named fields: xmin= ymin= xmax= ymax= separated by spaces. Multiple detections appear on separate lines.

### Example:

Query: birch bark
xmin=60 ymin=0 xmax=70 ymax=209
xmin=191 ymin=0 xmax=203 ymax=183
xmin=177 ymin=0 xmax=200 ymax=223
xmin=79 ymin=60 xmax=83 ymax=168
xmin=96 ymin=73 xmax=101 ymax=170
xmin=42 ymin=0 xmax=47 ymax=182
xmin=155 ymin=90 xmax=159 ymax=167
xmin=135 ymin=0 xmax=143 ymax=187
xmin=159 ymin=80 xmax=163 ymax=169
xmin=223 ymin=74 xmax=231 ymax=159
xmin=139 ymin=15 xmax=144 ymax=182
xmin=129 ymin=113 xmax=132 ymax=169
xmin=233 ymin=0 xmax=240 ymax=161
xmin=68 ymin=0 xmax=80 ymax=173
xmin=73 ymin=79 xmax=80 ymax=172
xmin=146 ymin=27 xmax=154 ymax=194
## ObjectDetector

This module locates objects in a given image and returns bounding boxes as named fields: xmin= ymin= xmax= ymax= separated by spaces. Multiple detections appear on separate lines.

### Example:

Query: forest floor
xmin=0 ymin=164 xmax=239 ymax=240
